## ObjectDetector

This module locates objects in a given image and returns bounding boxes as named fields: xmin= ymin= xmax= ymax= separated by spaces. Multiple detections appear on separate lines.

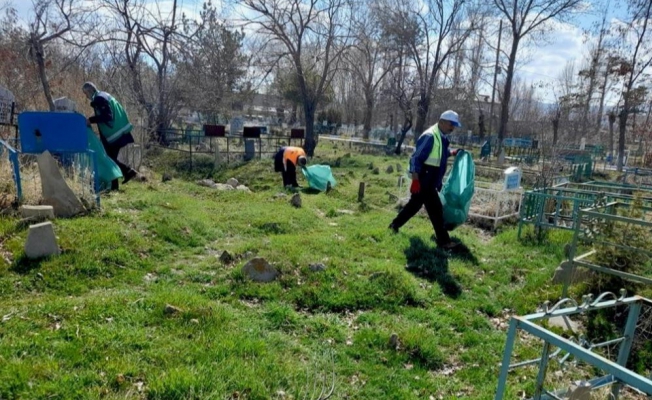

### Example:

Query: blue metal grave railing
xmin=0 ymin=138 xmax=22 ymax=200
xmin=516 ymin=187 xmax=652 ymax=239
xmin=563 ymin=201 xmax=652 ymax=297
xmin=495 ymin=291 xmax=652 ymax=400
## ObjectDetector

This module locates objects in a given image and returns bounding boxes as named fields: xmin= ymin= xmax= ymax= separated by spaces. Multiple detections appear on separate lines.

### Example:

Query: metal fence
xmin=496 ymin=292 xmax=652 ymax=399
xmin=517 ymin=186 xmax=652 ymax=239
xmin=155 ymin=128 xmax=305 ymax=170
xmin=564 ymin=201 xmax=652 ymax=295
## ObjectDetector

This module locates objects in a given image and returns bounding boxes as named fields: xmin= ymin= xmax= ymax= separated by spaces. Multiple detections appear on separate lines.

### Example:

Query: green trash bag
xmin=439 ymin=150 xmax=475 ymax=231
xmin=301 ymin=165 xmax=337 ymax=192
xmin=86 ymin=127 xmax=123 ymax=190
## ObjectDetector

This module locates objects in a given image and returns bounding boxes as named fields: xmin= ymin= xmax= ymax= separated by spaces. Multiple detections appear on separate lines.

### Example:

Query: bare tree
xmin=241 ymin=0 xmax=353 ymax=156
xmin=102 ymin=0 xmax=198 ymax=142
xmin=379 ymin=0 xmax=476 ymax=139
xmin=493 ymin=0 xmax=583 ymax=155
xmin=346 ymin=3 xmax=392 ymax=140
xmin=27 ymin=0 xmax=99 ymax=110
xmin=614 ymin=0 xmax=652 ymax=171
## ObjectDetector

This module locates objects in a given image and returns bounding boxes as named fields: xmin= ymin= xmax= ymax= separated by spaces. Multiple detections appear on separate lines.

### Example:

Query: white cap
xmin=440 ymin=110 xmax=461 ymax=127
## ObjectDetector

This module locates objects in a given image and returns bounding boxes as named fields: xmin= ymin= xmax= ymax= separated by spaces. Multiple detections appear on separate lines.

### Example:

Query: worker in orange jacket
xmin=274 ymin=146 xmax=307 ymax=187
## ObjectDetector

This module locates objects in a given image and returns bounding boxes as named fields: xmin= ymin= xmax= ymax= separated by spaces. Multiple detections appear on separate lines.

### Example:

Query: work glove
xmin=451 ymin=148 xmax=460 ymax=156
xmin=410 ymin=179 xmax=420 ymax=194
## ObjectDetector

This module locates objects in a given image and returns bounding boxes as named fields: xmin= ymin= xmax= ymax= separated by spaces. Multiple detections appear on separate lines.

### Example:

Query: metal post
xmin=495 ymin=318 xmax=518 ymax=400
xmin=533 ymin=342 xmax=552 ymax=399
xmin=189 ymin=132 xmax=193 ymax=173
xmin=610 ymin=302 xmax=642 ymax=399
xmin=10 ymin=149 xmax=22 ymax=201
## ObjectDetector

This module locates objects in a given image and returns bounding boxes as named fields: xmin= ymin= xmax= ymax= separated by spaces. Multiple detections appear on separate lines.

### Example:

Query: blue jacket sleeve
xmin=409 ymin=134 xmax=433 ymax=174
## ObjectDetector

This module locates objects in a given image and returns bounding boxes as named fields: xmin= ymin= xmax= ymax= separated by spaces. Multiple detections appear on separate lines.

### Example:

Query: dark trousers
xmin=100 ymin=132 xmax=136 ymax=178
xmin=274 ymin=148 xmax=299 ymax=187
xmin=391 ymin=166 xmax=450 ymax=245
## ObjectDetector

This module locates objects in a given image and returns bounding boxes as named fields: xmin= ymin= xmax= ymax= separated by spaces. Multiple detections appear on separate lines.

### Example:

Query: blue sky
xmin=6 ymin=0 xmax=630 ymax=104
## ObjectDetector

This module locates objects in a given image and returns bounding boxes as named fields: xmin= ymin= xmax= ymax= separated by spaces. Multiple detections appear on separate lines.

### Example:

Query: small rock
xmin=389 ymin=333 xmax=399 ymax=349
xmin=215 ymin=183 xmax=235 ymax=190
xmin=336 ymin=209 xmax=355 ymax=215
xmin=219 ymin=250 xmax=234 ymax=264
xmin=162 ymin=173 xmax=172 ymax=183
xmin=190 ymin=318 xmax=200 ymax=324
xmin=387 ymin=192 xmax=399 ymax=202
xmin=372 ymin=167 xmax=380 ymax=175
xmin=274 ymin=192 xmax=288 ymax=199
xmin=226 ymin=178 xmax=239 ymax=188
xmin=548 ymin=316 xmax=580 ymax=332
xmin=236 ymin=185 xmax=251 ymax=192
xmin=309 ymin=263 xmax=327 ymax=272
xmin=197 ymin=179 xmax=217 ymax=188
xmin=164 ymin=304 xmax=182 ymax=315
xmin=290 ymin=193 xmax=302 ymax=208
xmin=386 ymin=165 xmax=394 ymax=174
xmin=396 ymin=163 xmax=402 ymax=172
xmin=242 ymin=257 xmax=279 ymax=282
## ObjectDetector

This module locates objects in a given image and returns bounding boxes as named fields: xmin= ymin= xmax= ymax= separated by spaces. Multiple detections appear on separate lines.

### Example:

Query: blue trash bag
xmin=439 ymin=150 xmax=475 ymax=231
xmin=301 ymin=164 xmax=337 ymax=192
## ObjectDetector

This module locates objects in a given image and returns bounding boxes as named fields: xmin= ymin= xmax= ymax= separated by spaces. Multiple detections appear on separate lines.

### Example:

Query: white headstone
xmin=503 ymin=166 xmax=522 ymax=191
xmin=579 ymin=137 xmax=586 ymax=150
xmin=53 ymin=97 xmax=77 ymax=112
xmin=37 ymin=151 xmax=86 ymax=218
xmin=24 ymin=221 xmax=60 ymax=259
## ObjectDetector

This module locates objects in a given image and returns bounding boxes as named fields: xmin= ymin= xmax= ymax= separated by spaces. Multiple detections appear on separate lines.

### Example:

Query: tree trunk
xmin=394 ymin=117 xmax=412 ymax=155
xmin=552 ymin=117 xmax=559 ymax=145
xmin=413 ymin=93 xmax=430 ymax=139
xmin=31 ymin=39 xmax=55 ymax=111
xmin=304 ymin=102 xmax=317 ymax=156
xmin=362 ymin=93 xmax=373 ymax=140
xmin=617 ymin=108 xmax=627 ymax=172
xmin=498 ymin=38 xmax=520 ymax=156
xmin=595 ymin=64 xmax=610 ymax=133
xmin=608 ymin=112 xmax=615 ymax=158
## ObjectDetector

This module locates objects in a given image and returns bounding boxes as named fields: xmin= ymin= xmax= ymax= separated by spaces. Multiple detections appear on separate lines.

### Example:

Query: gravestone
xmin=20 ymin=205 xmax=54 ymax=220
xmin=24 ymin=221 xmax=60 ymax=259
xmin=37 ymin=151 xmax=85 ymax=218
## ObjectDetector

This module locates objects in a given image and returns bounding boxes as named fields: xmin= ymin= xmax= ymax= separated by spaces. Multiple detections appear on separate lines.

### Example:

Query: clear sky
xmin=6 ymin=0 xmax=631 ymax=104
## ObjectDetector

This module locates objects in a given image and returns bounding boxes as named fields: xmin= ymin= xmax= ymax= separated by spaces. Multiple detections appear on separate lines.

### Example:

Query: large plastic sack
xmin=301 ymin=164 xmax=337 ymax=192
xmin=439 ymin=150 xmax=475 ymax=231
xmin=85 ymin=128 xmax=123 ymax=190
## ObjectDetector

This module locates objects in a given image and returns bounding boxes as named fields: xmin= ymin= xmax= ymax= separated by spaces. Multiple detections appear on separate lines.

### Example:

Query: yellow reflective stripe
xmin=424 ymin=126 xmax=442 ymax=166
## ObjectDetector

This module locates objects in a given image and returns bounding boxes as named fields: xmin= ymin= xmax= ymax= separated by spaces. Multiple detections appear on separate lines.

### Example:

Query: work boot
xmin=122 ymin=169 xmax=138 ymax=184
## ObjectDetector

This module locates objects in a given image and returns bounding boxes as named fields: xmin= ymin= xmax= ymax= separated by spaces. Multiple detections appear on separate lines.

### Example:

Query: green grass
xmin=0 ymin=146 xmax=589 ymax=399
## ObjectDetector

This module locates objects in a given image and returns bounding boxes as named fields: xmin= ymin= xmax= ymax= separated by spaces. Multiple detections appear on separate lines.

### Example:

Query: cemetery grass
xmin=0 ymin=149 xmax=577 ymax=399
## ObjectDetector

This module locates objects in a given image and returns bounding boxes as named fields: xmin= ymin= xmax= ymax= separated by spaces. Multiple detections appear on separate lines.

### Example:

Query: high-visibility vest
xmin=423 ymin=125 xmax=443 ymax=167
xmin=93 ymin=91 xmax=132 ymax=143
xmin=283 ymin=146 xmax=306 ymax=169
